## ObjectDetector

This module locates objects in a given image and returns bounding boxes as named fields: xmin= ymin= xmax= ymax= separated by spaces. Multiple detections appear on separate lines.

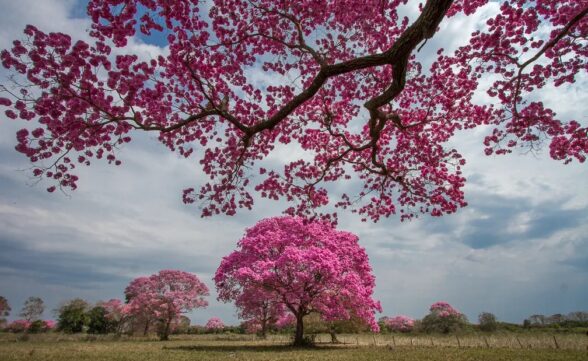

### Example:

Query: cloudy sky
xmin=0 ymin=0 xmax=586 ymax=326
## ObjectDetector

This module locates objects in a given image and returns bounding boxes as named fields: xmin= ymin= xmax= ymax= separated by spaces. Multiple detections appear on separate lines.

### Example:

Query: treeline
xmin=378 ymin=306 xmax=588 ymax=335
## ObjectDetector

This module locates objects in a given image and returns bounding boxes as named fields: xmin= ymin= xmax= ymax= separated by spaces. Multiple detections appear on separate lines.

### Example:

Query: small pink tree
xmin=205 ymin=317 xmax=225 ymax=333
xmin=99 ymin=299 xmax=130 ymax=334
xmin=215 ymin=216 xmax=381 ymax=346
xmin=125 ymin=270 xmax=209 ymax=340
xmin=43 ymin=320 xmax=56 ymax=331
xmin=242 ymin=319 xmax=262 ymax=334
xmin=235 ymin=292 xmax=286 ymax=338
xmin=6 ymin=319 xmax=31 ymax=333
xmin=422 ymin=301 xmax=468 ymax=333
xmin=386 ymin=315 xmax=415 ymax=333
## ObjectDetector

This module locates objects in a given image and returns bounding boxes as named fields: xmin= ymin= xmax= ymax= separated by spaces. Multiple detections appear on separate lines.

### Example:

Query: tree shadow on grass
xmin=164 ymin=344 xmax=342 ymax=353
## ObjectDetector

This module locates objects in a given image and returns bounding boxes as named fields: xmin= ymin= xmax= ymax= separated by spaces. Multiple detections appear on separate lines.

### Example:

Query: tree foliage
xmin=19 ymin=296 xmax=44 ymax=322
xmin=87 ymin=305 xmax=118 ymax=334
xmin=421 ymin=301 xmax=468 ymax=334
xmin=205 ymin=317 xmax=225 ymax=332
xmin=56 ymin=298 xmax=90 ymax=333
xmin=385 ymin=315 xmax=415 ymax=333
xmin=0 ymin=0 xmax=585 ymax=222
xmin=124 ymin=269 xmax=209 ymax=340
xmin=0 ymin=296 xmax=10 ymax=326
xmin=214 ymin=216 xmax=381 ymax=346
xmin=478 ymin=312 xmax=498 ymax=332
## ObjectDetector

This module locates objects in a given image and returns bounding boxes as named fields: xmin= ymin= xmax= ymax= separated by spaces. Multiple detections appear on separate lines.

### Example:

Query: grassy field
xmin=1 ymin=333 xmax=587 ymax=360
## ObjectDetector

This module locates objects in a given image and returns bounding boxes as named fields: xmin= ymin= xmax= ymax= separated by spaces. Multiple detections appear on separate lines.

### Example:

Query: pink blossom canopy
xmin=205 ymin=317 xmax=225 ymax=330
xmin=214 ymin=216 xmax=382 ymax=331
xmin=124 ymin=269 xmax=209 ymax=322
xmin=0 ymin=0 xmax=586 ymax=222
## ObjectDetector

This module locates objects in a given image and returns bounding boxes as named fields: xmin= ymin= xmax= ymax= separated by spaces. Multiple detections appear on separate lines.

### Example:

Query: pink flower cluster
xmin=205 ymin=317 xmax=225 ymax=331
xmin=125 ymin=270 xmax=208 ymax=329
xmin=4 ymin=319 xmax=55 ymax=332
xmin=430 ymin=301 xmax=462 ymax=318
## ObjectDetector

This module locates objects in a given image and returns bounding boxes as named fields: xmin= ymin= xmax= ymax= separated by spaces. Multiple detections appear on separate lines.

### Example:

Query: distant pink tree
xmin=6 ymin=319 xmax=31 ymax=333
xmin=125 ymin=270 xmax=209 ymax=340
xmin=242 ymin=319 xmax=262 ymax=334
xmin=205 ymin=317 xmax=225 ymax=332
xmin=215 ymin=216 xmax=381 ymax=346
xmin=430 ymin=301 xmax=461 ymax=318
xmin=43 ymin=320 xmax=56 ymax=330
xmin=235 ymin=291 xmax=286 ymax=338
xmin=386 ymin=315 xmax=415 ymax=332
xmin=99 ymin=299 xmax=130 ymax=334
xmin=422 ymin=301 xmax=468 ymax=333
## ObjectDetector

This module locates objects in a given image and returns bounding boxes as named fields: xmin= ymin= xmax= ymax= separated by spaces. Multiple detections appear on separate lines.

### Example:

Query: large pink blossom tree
xmin=1 ymin=0 xmax=586 ymax=222
xmin=124 ymin=269 xmax=209 ymax=340
xmin=214 ymin=216 xmax=381 ymax=346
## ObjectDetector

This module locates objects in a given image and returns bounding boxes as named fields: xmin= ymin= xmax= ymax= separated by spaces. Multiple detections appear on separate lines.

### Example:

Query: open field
xmin=1 ymin=333 xmax=587 ymax=361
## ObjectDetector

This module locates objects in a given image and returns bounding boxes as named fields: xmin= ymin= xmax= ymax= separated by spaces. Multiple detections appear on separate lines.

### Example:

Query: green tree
xmin=56 ymin=299 xmax=89 ymax=333
xmin=478 ymin=312 xmax=498 ymax=332
xmin=87 ymin=306 xmax=117 ymax=334
xmin=0 ymin=296 xmax=10 ymax=328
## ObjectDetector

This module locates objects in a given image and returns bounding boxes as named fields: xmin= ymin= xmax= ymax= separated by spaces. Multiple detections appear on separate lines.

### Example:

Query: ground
xmin=0 ymin=333 xmax=586 ymax=360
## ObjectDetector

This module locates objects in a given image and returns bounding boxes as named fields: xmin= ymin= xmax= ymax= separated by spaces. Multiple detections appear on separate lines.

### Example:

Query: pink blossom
xmin=386 ymin=315 xmax=415 ymax=332
xmin=205 ymin=317 xmax=224 ymax=331
xmin=0 ymin=0 xmax=585 ymax=222
xmin=6 ymin=319 xmax=31 ymax=332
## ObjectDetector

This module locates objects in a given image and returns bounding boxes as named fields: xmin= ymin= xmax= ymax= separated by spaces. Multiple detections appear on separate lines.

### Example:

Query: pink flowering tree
xmin=205 ymin=317 xmax=225 ymax=333
xmin=421 ymin=301 xmax=468 ymax=333
xmin=235 ymin=291 xmax=287 ymax=338
xmin=1 ymin=1 xmax=586 ymax=223
xmin=124 ymin=270 xmax=209 ymax=340
xmin=99 ymin=299 xmax=130 ymax=334
xmin=386 ymin=315 xmax=415 ymax=333
xmin=5 ymin=319 xmax=31 ymax=333
xmin=241 ymin=319 xmax=262 ymax=335
xmin=214 ymin=216 xmax=381 ymax=346
xmin=43 ymin=320 xmax=56 ymax=331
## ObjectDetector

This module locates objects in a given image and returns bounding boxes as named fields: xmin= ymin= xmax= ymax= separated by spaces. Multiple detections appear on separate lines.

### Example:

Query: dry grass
xmin=0 ymin=333 xmax=586 ymax=361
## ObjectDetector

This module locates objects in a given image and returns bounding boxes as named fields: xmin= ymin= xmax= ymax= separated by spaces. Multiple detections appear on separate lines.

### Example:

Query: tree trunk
xmin=329 ymin=325 xmax=339 ymax=344
xmin=160 ymin=318 xmax=171 ymax=341
xmin=260 ymin=319 xmax=267 ymax=339
xmin=293 ymin=315 xmax=305 ymax=346
xmin=143 ymin=319 xmax=150 ymax=336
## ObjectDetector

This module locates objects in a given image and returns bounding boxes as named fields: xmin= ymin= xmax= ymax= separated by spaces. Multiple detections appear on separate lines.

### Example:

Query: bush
xmin=478 ymin=312 xmax=498 ymax=332
xmin=5 ymin=320 xmax=30 ymax=333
